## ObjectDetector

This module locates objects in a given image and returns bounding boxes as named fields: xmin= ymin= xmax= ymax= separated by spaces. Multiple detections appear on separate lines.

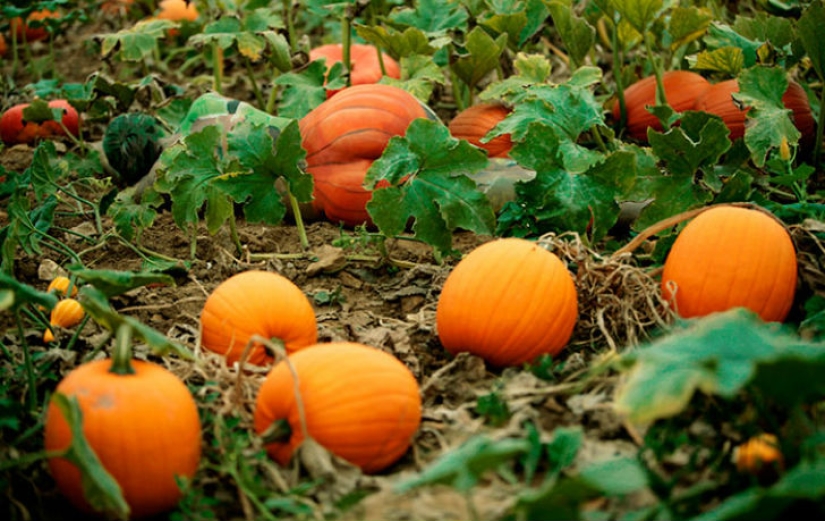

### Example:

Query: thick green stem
xmin=16 ymin=314 xmax=37 ymax=411
xmin=282 ymin=0 xmax=297 ymax=53
xmin=243 ymin=56 xmax=266 ymax=110
xmin=109 ymin=324 xmax=135 ymax=376
xmin=229 ymin=212 xmax=243 ymax=257
xmin=286 ymin=188 xmax=309 ymax=250
xmin=213 ymin=43 xmax=225 ymax=94
xmin=644 ymin=33 xmax=667 ymax=106
xmin=261 ymin=418 xmax=293 ymax=444
xmin=266 ymin=73 xmax=281 ymax=115
xmin=0 ymin=448 xmax=64 ymax=472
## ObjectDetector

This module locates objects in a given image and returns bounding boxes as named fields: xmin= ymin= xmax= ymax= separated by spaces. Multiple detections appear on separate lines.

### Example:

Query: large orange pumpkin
xmin=436 ymin=238 xmax=579 ymax=367
xmin=614 ymin=70 xmax=711 ymax=141
xmin=254 ymin=342 xmax=422 ymax=473
xmin=694 ymin=79 xmax=816 ymax=142
xmin=310 ymin=43 xmax=401 ymax=97
xmin=661 ymin=206 xmax=797 ymax=322
xmin=44 ymin=339 xmax=201 ymax=518
xmin=299 ymin=84 xmax=435 ymax=226
xmin=200 ymin=270 xmax=318 ymax=366
xmin=448 ymin=102 xmax=513 ymax=158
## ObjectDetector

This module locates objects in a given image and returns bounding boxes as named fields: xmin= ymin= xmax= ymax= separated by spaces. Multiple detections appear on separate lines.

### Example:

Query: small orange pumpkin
xmin=614 ymin=70 xmax=711 ymax=141
xmin=299 ymin=84 xmax=435 ymax=226
xmin=310 ymin=43 xmax=401 ymax=97
xmin=254 ymin=342 xmax=421 ymax=473
xmin=200 ymin=270 xmax=318 ymax=366
xmin=735 ymin=433 xmax=784 ymax=475
xmin=436 ymin=238 xmax=579 ymax=367
xmin=694 ymin=78 xmax=816 ymax=142
xmin=44 ymin=335 xmax=202 ymax=518
xmin=448 ymin=102 xmax=513 ymax=158
xmin=0 ymin=99 xmax=81 ymax=145
xmin=47 ymin=276 xmax=77 ymax=298
xmin=661 ymin=206 xmax=797 ymax=322
xmin=11 ymin=10 xmax=60 ymax=43
xmin=43 ymin=298 xmax=85 ymax=343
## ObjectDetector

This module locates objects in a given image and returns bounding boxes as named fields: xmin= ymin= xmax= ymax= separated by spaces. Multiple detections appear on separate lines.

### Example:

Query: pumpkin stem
xmin=261 ymin=419 xmax=292 ymax=444
xmin=109 ymin=324 xmax=136 ymax=376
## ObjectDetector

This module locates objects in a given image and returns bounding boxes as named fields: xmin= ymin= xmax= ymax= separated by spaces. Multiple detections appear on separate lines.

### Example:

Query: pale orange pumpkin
xmin=448 ymin=102 xmax=513 ymax=158
xmin=47 ymin=276 xmax=77 ymax=298
xmin=661 ymin=206 xmax=797 ymax=322
xmin=43 ymin=298 xmax=85 ymax=343
xmin=614 ymin=70 xmax=711 ymax=141
xmin=694 ymin=78 xmax=816 ymax=142
xmin=436 ymin=238 xmax=579 ymax=367
xmin=299 ymin=84 xmax=435 ymax=226
xmin=44 ymin=335 xmax=201 ymax=518
xmin=735 ymin=433 xmax=784 ymax=476
xmin=254 ymin=342 xmax=422 ymax=473
xmin=200 ymin=270 xmax=318 ymax=366
xmin=310 ymin=43 xmax=401 ymax=97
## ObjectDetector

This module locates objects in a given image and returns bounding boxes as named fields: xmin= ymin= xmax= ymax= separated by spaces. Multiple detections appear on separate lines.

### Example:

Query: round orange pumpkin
xmin=299 ymin=84 xmax=436 ymax=226
xmin=200 ymin=270 xmax=318 ymax=366
xmin=44 ymin=339 xmax=202 ymax=518
xmin=614 ymin=70 xmax=711 ymax=141
xmin=310 ymin=43 xmax=401 ymax=97
xmin=436 ymin=238 xmax=579 ymax=367
xmin=11 ymin=10 xmax=60 ymax=43
xmin=254 ymin=342 xmax=422 ymax=473
xmin=0 ymin=99 xmax=81 ymax=145
xmin=661 ymin=206 xmax=797 ymax=322
xmin=694 ymin=78 xmax=816 ymax=142
xmin=448 ymin=102 xmax=513 ymax=158
xmin=43 ymin=298 xmax=85 ymax=343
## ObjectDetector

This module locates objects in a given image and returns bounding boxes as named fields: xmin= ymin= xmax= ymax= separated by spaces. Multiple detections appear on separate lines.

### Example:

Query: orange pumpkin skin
xmin=44 ymin=359 xmax=202 ymax=519
xmin=44 ymin=298 xmax=85 ymax=343
xmin=254 ymin=342 xmax=422 ymax=473
xmin=661 ymin=206 xmax=797 ymax=322
xmin=448 ymin=103 xmax=513 ymax=158
xmin=299 ymin=84 xmax=433 ymax=226
xmin=694 ymin=79 xmax=815 ymax=142
xmin=614 ymin=71 xmax=711 ymax=141
xmin=200 ymin=270 xmax=318 ymax=366
xmin=436 ymin=238 xmax=579 ymax=367
xmin=0 ymin=99 xmax=81 ymax=145
xmin=310 ymin=43 xmax=401 ymax=97
xmin=0 ymin=33 xmax=7 ymax=58
xmin=11 ymin=10 xmax=60 ymax=43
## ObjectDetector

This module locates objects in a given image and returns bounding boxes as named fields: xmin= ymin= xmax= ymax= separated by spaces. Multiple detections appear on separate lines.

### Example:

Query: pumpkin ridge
xmin=306 ymin=128 xmax=396 ymax=162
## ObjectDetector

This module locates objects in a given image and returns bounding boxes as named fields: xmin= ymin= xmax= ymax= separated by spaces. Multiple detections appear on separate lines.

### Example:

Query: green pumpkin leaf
xmin=389 ymin=0 xmax=469 ymax=34
xmin=0 ymin=271 xmax=58 ymax=311
xmin=451 ymin=27 xmax=509 ymax=90
xmin=546 ymin=1 xmax=596 ymax=68
xmin=703 ymin=22 xmax=762 ymax=68
xmin=648 ymin=111 xmax=731 ymax=177
xmin=106 ymin=188 xmax=162 ymax=243
xmin=611 ymin=0 xmax=669 ymax=33
xmin=668 ymin=6 xmax=712 ymax=50
xmin=614 ymin=309 xmax=825 ymax=424
xmin=479 ymin=52 xmax=552 ymax=101
xmin=799 ymin=1 xmax=825 ymax=82
xmin=381 ymin=54 xmax=445 ymax=102
xmin=691 ymin=46 xmax=745 ymax=75
xmin=99 ymin=19 xmax=177 ymax=62
xmin=68 ymin=267 xmax=175 ymax=297
xmin=50 ymin=393 xmax=130 ymax=521
xmin=355 ymin=25 xmax=442 ymax=58
xmin=273 ymin=60 xmax=340 ymax=119
xmin=395 ymin=435 xmax=530 ymax=493
xmin=365 ymin=119 xmax=493 ymax=257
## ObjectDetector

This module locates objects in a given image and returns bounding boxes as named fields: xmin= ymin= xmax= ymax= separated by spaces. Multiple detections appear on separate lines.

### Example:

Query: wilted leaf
xmin=668 ymin=6 xmax=712 ymax=50
xmin=691 ymin=46 xmax=745 ymax=75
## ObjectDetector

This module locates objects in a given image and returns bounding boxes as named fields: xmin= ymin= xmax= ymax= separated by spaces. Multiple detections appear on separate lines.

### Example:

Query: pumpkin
xmin=735 ymin=433 xmax=783 ymax=475
xmin=43 ymin=298 xmax=85 ymax=343
xmin=694 ymin=78 xmax=816 ymax=142
xmin=200 ymin=270 xmax=318 ymax=366
xmin=0 ymin=33 xmax=7 ymax=58
xmin=44 ymin=331 xmax=202 ymax=518
xmin=47 ymin=276 xmax=77 ymax=298
xmin=661 ymin=206 xmax=797 ymax=322
xmin=0 ymin=99 xmax=81 ymax=145
xmin=254 ymin=342 xmax=421 ymax=473
xmin=448 ymin=102 xmax=513 ymax=158
xmin=310 ymin=43 xmax=401 ymax=97
xmin=11 ymin=10 xmax=60 ymax=43
xmin=156 ymin=0 xmax=199 ymax=22
xmin=614 ymin=70 xmax=711 ymax=141
xmin=436 ymin=238 xmax=579 ymax=367
xmin=299 ymin=84 xmax=436 ymax=226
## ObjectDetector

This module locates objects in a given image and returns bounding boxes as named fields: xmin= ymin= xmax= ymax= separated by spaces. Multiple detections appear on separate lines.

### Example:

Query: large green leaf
xmin=365 ymin=119 xmax=493 ymax=257
xmin=546 ymin=1 xmax=595 ymax=68
xmin=389 ymin=0 xmax=469 ymax=34
xmin=451 ymin=26 xmax=509 ymax=90
xmin=98 ymin=19 xmax=177 ymax=62
xmin=614 ymin=309 xmax=825 ymax=424
xmin=799 ymin=1 xmax=825 ymax=82
xmin=611 ymin=0 xmax=670 ymax=33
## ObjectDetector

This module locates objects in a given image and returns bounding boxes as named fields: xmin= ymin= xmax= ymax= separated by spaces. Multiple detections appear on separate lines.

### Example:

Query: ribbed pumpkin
xmin=694 ymin=79 xmax=816 ymax=142
xmin=11 ymin=9 xmax=60 ymax=43
xmin=47 ymin=276 xmax=77 ymax=298
xmin=299 ymin=84 xmax=435 ymax=226
xmin=448 ymin=102 xmax=513 ymax=158
xmin=661 ymin=206 xmax=797 ymax=322
xmin=436 ymin=238 xmax=579 ymax=367
xmin=614 ymin=70 xmax=711 ymax=141
xmin=310 ymin=43 xmax=401 ymax=97
xmin=44 ymin=336 xmax=201 ymax=518
xmin=43 ymin=298 xmax=85 ymax=343
xmin=254 ymin=342 xmax=421 ymax=473
xmin=200 ymin=270 xmax=317 ymax=366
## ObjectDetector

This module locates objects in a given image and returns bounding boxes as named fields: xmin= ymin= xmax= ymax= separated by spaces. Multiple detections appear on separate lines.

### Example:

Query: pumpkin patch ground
xmin=3 ymin=3 xmax=825 ymax=521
